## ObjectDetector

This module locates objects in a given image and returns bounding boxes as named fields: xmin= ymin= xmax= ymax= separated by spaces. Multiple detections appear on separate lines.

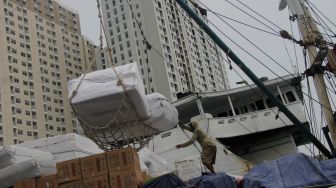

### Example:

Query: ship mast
xmin=285 ymin=0 xmax=336 ymax=149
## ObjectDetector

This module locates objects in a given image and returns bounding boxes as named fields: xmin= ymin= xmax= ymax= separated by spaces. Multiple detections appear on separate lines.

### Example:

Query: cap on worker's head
xmin=190 ymin=121 xmax=198 ymax=130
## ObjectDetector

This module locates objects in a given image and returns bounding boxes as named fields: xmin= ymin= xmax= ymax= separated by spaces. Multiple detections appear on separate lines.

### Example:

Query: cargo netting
xmin=77 ymin=93 xmax=159 ymax=151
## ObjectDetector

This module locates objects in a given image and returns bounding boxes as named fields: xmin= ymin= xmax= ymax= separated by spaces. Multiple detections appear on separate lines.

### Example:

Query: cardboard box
xmin=57 ymin=158 xmax=82 ymax=184
xmin=37 ymin=174 xmax=58 ymax=188
xmin=83 ymin=175 xmax=110 ymax=188
xmin=81 ymin=153 xmax=108 ymax=179
xmin=14 ymin=179 xmax=36 ymax=188
xmin=106 ymin=148 xmax=140 ymax=173
xmin=58 ymin=180 xmax=83 ymax=188
xmin=142 ymin=171 xmax=150 ymax=182
xmin=109 ymin=170 xmax=143 ymax=188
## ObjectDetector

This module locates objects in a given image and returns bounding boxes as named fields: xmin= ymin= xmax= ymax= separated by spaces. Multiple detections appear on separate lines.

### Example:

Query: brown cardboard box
xmin=109 ymin=170 xmax=143 ymax=188
xmin=58 ymin=180 xmax=83 ymax=188
xmin=37 ymin=174 xmax=58 ymax=188
xmin=57 ymin=159 xmax=82 ymax=184
xmin=142 ymin=171 xmax=150 ymax=182
xmin=14 ymin=179 xmax=36 ymax=188
xmin=81 ymin=153 xmax=108 ymax=179
xmin=83 ymin=175 xmax=110 ymax=188
xmin=106 ymin=148 xmax=140 ymax=173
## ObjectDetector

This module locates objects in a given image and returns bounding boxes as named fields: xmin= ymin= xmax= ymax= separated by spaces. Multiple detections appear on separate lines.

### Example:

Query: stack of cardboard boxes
xmin=14 ymin=148 xmax=145 ymax=188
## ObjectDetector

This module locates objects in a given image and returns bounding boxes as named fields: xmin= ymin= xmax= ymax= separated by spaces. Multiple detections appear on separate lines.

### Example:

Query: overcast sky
xmin=59 ymin=0 xmax=336 ymax=87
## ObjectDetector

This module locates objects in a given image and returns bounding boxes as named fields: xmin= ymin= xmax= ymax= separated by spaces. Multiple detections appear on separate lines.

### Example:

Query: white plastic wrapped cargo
xmin=138 ymin=148 xmax=174 ymax=178
xmin=17 ymin=133 xmax=103 ymax=156
xmin=0 ymin=146 xmax=54 ymax=170
xmin=175 ymin=156 xmax=203 ymax=181
xmin=144 ymin=93 xmax=178 ymax=131
xmin=0 ymin=159 xmax=56 ymax=188
xmin=68 ymin=63 xmax=151 ymax=127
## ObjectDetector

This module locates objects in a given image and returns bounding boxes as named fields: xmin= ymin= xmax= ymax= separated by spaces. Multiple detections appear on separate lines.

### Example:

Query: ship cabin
xmin=173 ymin=75 xmax=308 ymax=164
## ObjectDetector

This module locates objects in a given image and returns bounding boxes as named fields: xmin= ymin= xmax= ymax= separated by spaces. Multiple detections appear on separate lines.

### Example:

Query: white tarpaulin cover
xmin=17 ymin=133 xmax=103 ymax=156
xmin=0 ymin=159 xmax=56 ymax=188
xmin=68 ymin=63 xmax=151 ymax=127
xmin=0 ymin=146 xmax=54 ymax=170
xmin=138 ymin=147 xmax=174 ymax=178
xmin=144 ymin=93 xmax=178 ymax=131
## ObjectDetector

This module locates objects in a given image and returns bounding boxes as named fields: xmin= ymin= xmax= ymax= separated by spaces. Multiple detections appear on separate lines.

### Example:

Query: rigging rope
xmin=194 ymin=0 xmax=334 ymax=111
xmin=222 ymin=0 xmax=280 ymax=34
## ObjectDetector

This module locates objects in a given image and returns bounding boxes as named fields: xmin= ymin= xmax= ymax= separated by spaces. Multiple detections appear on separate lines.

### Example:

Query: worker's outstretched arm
xmin=178 ymin=131 xmax=198 ymax=148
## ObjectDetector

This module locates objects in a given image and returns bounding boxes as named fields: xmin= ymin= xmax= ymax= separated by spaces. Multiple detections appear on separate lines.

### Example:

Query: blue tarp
xmin=142 ymin=174 xmax=186 ymax=188
xmin=142 ymin=172 xmax=237 ymax=188
xmin=243 ymin=153 xmax=336 ymax=188
xmin=184 ymin=172 xmax=237 ymax=188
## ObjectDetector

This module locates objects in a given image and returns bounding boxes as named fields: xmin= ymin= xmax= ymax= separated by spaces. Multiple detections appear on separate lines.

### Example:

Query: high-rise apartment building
xmin=0 ymin=0 xmax=92 ymax=145
xmin=100 ymin=0 xmax=230 ymax=101
xmin=95 ymin=46 xmax=113 ymax=70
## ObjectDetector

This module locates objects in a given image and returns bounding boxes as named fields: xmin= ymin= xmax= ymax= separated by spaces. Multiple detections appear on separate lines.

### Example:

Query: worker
xmin=176 ymin=121 xmax=217 ymax=173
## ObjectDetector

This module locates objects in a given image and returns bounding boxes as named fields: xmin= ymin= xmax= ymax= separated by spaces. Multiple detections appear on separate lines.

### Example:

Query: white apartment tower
xmin=0 ymin=0 xmax=91 ymax=145
xmin=100 ymin=0 xmax=230 ymax=101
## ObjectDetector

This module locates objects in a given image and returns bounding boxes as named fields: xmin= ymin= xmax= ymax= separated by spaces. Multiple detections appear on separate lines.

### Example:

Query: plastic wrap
xmin=0 ymin=159 xmax=56 ymax=188
xmin=68 ymin=63 xmax=151 ymax=127
xmin=18 ymin=133 xmax=103 ymax=156
xmin=145 ymin=93 xmax=178 ymax=131
xmin=0 ymin=146 xmax=53 ymax=170
xmin=138 ymin=148 xmax=173 ymax=178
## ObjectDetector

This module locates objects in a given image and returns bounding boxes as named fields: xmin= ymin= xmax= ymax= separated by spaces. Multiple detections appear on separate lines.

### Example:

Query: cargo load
xmin=68 ymin=62 xmax=151 ymax=125
xmin=18 ymin=133 xmax=103 ymax=162
xmin=68 ymin=63 xmax=178 ymax=150
xmin=0 ymin=145 xmax=53 ymax=169
xmin=144 ymin=93 xmax=178 ymax=132
xmin=0 ymin=159 xmax=56 ymax=188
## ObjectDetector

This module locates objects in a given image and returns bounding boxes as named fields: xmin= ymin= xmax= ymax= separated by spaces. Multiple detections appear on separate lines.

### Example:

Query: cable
xmin=201 ymin=6 xmax=333 ymax=111
xmin=221 ymin=0 xmax=279 ymax=34
xmin=125 ymin=0 xmax=153 ymax=94
xmin=197 ymin=0 xmax=299 ymax=77
xmin=125 ymin=0 xmax=207 ymax=94
xmin=289 ymin=11 xmax=300 ymax=74
xmin=307 ymin=3 xmax=335 ymax=44
xmin=233 ymin=0 xmax=284 ymax=31
xmin=206 ymin=10 xmax=281 ymax=37
xmin=306 ymin=0 xmax=336 ymax=30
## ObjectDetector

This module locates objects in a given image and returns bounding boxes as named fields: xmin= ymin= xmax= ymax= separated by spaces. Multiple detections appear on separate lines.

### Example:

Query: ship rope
xmin=193 ymin=0 xmax=334 ymax=112
xmin=192 ymin=0 xmax=330 ymax=158
xmin=68 ymin=0 xmax=162 ymax=151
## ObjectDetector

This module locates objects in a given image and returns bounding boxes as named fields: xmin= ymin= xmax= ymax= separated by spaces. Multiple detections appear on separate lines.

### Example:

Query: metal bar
xmin=196 ymin=97 xmax=205 ymax=115
xmin=175 ymin=0 xmax=332 ymax=158
xmin=322 ymin=127 xmax=336 ymax=156
xmin=228 ymin=96 xmax=236 ymax=116
xmin=277 ymin=86 xmax=286 ymax=104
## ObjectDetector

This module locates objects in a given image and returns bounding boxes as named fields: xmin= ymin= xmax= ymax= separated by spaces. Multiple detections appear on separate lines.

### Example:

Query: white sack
xmin=145 ymin=93 xmax=178 ymax=131
xmin=175 ymin=156 xmax=203 ymax=181
xmin=0 ymin=159 xmax=56 ymax=188
xmin=138 ymin=147 xmax=174 ymax=178
xmin=17 ymin=133 xmax=103 ymax=155
xmin=68 ymin=63 xmax=150 ymax=128
xmin=0 ymin=146 xmax=53 ymax=170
